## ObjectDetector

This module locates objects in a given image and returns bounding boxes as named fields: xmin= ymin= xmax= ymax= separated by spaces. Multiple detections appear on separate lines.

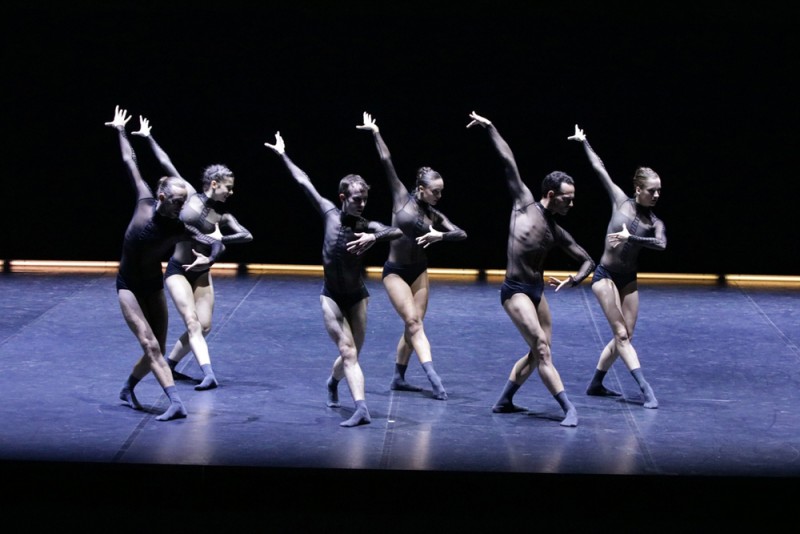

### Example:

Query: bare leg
xmin=384 ymin=272 xmax=446 ymax=399
xmin=118 ymin=289 xmax=186 ymax=420
xmin=320 ymin=296 xmax=371 ymax=427
xmin=166 ymin=274 xmax=218 ymax=391
xmin=591 ymin=280 xmax=655 ymax=406
xmin=497 ymin=293 xmax=577 ymax=426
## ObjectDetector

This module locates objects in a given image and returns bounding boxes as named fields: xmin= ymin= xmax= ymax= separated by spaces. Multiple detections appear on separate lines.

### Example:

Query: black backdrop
xmin=5 ymin=2 xmax=798 ymax=275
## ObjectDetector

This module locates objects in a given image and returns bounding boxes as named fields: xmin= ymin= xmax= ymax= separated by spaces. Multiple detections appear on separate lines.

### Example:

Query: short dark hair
xmin=541 ymin=171 xmax=574 ymax=196
xmin=338 ymin=174 xmax=370 ymax=197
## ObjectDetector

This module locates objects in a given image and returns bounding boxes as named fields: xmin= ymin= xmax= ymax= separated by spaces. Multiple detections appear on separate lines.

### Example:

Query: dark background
xmin=4 ymin=2 xmax=798 ymax=275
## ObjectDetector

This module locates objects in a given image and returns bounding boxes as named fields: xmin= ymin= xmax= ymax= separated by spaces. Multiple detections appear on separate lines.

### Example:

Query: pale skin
xmin=132 ymin=117 xmax=222 ymax=372
xmin=356 ymin=112 xmax=450 ymax=369
xmin=468 ymin=111 xmax=586 ymax=402
xmin=105 ymin=106 xmax=198 ymax=397
xmin=265 ymin=132 xmax=375 ymax=405
xmin=568 ymin=124 xmax=662 ymax=373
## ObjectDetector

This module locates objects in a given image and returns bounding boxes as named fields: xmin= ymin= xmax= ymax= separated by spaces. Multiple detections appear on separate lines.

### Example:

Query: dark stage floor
xmin=1 ymin=268 xmax=798 ymax=529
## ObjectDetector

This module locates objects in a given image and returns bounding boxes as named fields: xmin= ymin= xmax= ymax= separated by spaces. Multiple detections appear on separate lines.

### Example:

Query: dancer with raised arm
xmin=468 ymin=111 xmax=594 ymax=427
xmin=357 ymin=112 xmax=467 ymax=400
xmin=568 ymin=125 xmax=665 ymax=408
xmin=133 ymin=116 xmax=252 ymax=390
xmin=265 ymin=131 xmax=402 ymax=427
xmin=106 ymin=105 xmax=221 ymax=421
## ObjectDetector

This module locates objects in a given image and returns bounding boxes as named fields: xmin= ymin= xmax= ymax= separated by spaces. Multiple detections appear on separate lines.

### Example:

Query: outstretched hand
xmin=346 ymin=232 xmax=377 ymax=255
xmin=132 ymin=116 xmax=152 ymax=137
xmin=466 ymin=111 xmax=491 ymax=129
xmin=567 ymin=124 xmax=585 ymax=142
xmin=607 ymin=223 xmax=630 ymax=248
xmin=264 ymin=131 xmax=285 ymax=154
xmin=183 ymin=249 xmax=212 ymax=271
xmin=415 ymin=225 xmax=443 ymax=248
xmin=105 ymin=105 xmax=132 ymax=129
xmin=356 ymin=111 xmax=378 ymax=133
xmin=548 ymin=275 xmax=575 ymax=292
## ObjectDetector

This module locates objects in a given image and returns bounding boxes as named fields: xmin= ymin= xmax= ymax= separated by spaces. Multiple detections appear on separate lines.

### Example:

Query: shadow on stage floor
xmin=1 ymin=269 xmax=798 ymax=528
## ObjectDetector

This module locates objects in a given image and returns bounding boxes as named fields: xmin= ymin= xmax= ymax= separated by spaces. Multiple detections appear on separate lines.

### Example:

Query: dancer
xmin=568 ymin=125 xmax=665 ymax=408
xmin=264 ymin=131 xmax=402 ymax=427
xmin=106 ymin=105 xmax=221 ymax=420
xmin=133 ymin=116 xmax=253 ymax=390
xmin=357 ymin=112 xmax=466 ymax=400
xmin=467 ymin=111 xmax=594 ymax=427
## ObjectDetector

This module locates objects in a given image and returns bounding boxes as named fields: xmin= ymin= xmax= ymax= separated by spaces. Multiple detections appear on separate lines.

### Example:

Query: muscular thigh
xmin=320 ymin=295 xmax=357 ymax=354
xmin=192 ymin=273 xmax=215 ymax=326
xmin=409 ymin=272 xmax=430 ymax=318
xmin=619 ymin=286 xmax=640 ymax=334
xmin=118 ymin=289 xmax=168 ymax=349
xmin=165 ymin=274 xmax=198 ymax=319
xmin=592 ymin=279 xmax=625 ymax=326
xmin=383 ymin=274 xmax=418 ymax=320
xmin=343 ymin=298 xmax=368 ymax=352
xmin=503 ymin=292 xmax=549 ymax=347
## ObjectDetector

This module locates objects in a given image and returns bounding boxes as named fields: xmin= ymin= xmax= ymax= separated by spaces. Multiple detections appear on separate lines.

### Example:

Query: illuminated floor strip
xmin=4 ymin=259 xmax=799 ymax=286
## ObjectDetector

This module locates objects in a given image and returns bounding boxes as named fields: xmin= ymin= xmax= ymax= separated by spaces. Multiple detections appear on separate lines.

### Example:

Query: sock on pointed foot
xmin=555 ymin=390 xmax=578 ymax=427
xmin=120 ymin=375 xmax=142 ymax=409
xmin=492 ymin=380 xmax=523 ymax=413
xmin=631 ymin=368 xmax=658 ymax=408
xmin=586 ymin=369 xmax=621 ymax=396
xmin=156 ymin=401 xmax=187 ymax=421
xmin=340 ymin=400 xmax=371 ymax=427
xmin=422 ymin=361 xmax=447 ymax=400
xmin=390 ymin=363 xmax=423 ymax=391
xmin=327 ymin=376 xmax=341 ymax=407
xmin=195 ymin=364 xmax=218 ymax=391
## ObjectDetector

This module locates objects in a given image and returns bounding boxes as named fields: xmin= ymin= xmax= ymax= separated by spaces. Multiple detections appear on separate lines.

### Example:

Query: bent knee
xmin=141 ymin=338 xmax=162 ymax=359
xmin=612 ymin=328 xmax=632 ymax=344
xmin=404 ymin=316 xmax=423 ymax=333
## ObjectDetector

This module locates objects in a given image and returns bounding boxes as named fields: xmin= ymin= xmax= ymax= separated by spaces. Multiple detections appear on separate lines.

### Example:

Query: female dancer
xmin=133 ymin=116 xmax=253 ymax=390
xmin=264 ymin=131 xmax=401 ymax=427
xmin=568 ymin=125 xmax=666 ymax=408
xmin=357 ymin=112 xmax=467 ymax=400
xmin=106 ymin=106 xmax=221 ymax=420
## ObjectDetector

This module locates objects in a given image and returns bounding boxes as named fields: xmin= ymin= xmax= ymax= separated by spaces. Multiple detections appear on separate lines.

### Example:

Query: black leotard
xmin=601 ymin=198 xmax=666 ymax=274
xmin=368 ymin=130 xmax=467 ymax=269
xmin=277 ymin=152 xmax=402 ymax=302
xmin=483 ymin=124 xmax=595 ymax=286
xmin=169 ymin=192 xmax=252 ymax=273
xmin=114 ymin=129 xmax=222 ymax=294
xmin=117 ymin=198 xmax=192 ymax=294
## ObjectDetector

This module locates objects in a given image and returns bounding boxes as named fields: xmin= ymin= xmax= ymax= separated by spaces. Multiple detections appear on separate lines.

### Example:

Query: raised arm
xmin=356 ymin=112 xmax=409 ymax=207
xmin=264 ymin=132 xmax=335 ymax=216
xmin=132 ymin=116 xmax=194 ymax=194
xmin=105 ymin=105 xmax=152 ymax=201
xmin=568 ymin=125 xmax=626 ymax=207
xmin=467 ymin=111 xmax=533 ymax=206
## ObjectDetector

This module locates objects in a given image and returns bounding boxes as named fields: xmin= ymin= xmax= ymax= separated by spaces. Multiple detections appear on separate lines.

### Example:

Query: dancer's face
xmin=211 ymin=176 xmax=235 ymax=202
xmin=636 ymin=177 xmax=661 ymax=207
xmin=159 ymin=189 xmax=188 ymax=218
xmin=548 ymin=183 xmax=575 ymax=216
xmin=341 ymin=184 xmax=368 ymax=217
xmin=418 ymin=177 xmax=443 ymax=206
